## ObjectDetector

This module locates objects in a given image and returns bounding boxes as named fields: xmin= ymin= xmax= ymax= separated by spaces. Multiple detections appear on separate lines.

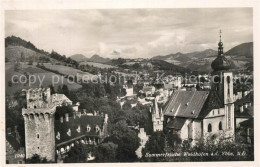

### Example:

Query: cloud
xmin=5 ymin=8 xmax=253 ymax=58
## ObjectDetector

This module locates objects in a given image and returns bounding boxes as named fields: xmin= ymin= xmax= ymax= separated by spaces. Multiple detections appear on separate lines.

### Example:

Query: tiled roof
xmin=235 ymin=107 xmax=253 ymax=118
xmin=234 ymin=92 xmax=253 ymax=118
xmin=164 ymin=91 xmax=209 ymax=118
xmin=54 ymin=114 xmax=104 ymax=146
xmin=234 ymin=92 xmax=253 ymax=107
xmin=166 ymin=117 xmax=186 ymax=130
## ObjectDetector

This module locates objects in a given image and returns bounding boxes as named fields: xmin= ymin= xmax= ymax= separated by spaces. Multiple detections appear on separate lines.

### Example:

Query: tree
xmin=26 ymin=154 xmax=50 ymax=163
xmin=142 ymin=131 xmax=166 ymax=162
xmin=105 ymin=120 xmax=140 ymax=162
xmin=62 ymin=84 xmax=69 ymax=96
xmin=94 ymin=142 xmax=118 ymax=162
xmin=64 ymin=143 xmax=89 ymax=163
xmin=14 ymin=62 xmax=21 ymax=72
xmin=49 ymin=84 xmax=55 ymax=95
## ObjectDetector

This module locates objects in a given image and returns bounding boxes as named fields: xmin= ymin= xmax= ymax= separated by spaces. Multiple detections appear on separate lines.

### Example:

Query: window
xmin=219 ymin=122 xmax=222 ymax=130
xmin=208 ymin=124 xmax=212 ymax=132
xmin=157 ymin=121 xmax=160 ymax=125
xmin=87 ymin=125 xmax=91 ymax=132
xmin=37 ymin=134 xmax=39 ymax=139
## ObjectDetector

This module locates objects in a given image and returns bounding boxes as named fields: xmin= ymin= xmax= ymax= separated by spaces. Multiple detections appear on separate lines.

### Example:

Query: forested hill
xmin=5 ymin=36 xmax=79 ymax=67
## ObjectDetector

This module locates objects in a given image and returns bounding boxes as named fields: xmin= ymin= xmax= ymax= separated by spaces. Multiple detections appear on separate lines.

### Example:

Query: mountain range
xmin=152 ymin=42 xmax=253 ymax=71
xmin=70 ymin=54 xmax=111 ymax=63
xmin=5 ymin=36 xmax=253 ymax=72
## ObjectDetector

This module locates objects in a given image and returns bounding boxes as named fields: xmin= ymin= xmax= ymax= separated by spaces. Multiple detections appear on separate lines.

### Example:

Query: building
xmin=151 ymin=96 xmax=164 ymax=131
xmin=161 ymin=31 xmax=236 ymax=144
xmin=143 ymin=85 xmax=156 ymax=97
xmin=22 ymin=88 xmax=108 ymax=162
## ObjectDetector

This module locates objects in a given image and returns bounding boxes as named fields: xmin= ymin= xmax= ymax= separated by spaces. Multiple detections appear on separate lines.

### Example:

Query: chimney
xmin=83 ymin=109 xmax=87 ymax=115
xmin=244 ymin=103 xmax=248 ymax=109
xmin=104 ymin=114 xmax=108 ymax=124
xmin=60 ymin=116 xmax=64 ymax=123
xmin=65 ymin=113 xmax=69 ymax=122
xmin=240 ymin=105 xmax=244 ymax=113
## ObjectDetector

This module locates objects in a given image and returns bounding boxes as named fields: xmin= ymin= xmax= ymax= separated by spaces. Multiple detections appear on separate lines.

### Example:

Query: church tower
xmin=152 ymin=96 xmax=164 ymax=131
xmin=22 ymin=88 xmax=56 ymax=162
xmin=211 ymin=30 xmax=235 ymax=136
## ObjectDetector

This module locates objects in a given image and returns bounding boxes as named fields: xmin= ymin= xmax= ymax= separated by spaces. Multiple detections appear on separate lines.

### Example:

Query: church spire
xmin=218 ymin=29 xmax=224 ymax=56
xmin=219 ymin=29 xmax=222 ymax=42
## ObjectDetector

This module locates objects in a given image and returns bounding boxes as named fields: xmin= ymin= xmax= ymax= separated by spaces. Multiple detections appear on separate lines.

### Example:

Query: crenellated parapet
xmin=22 ymin=106 xmax=56 ymax=122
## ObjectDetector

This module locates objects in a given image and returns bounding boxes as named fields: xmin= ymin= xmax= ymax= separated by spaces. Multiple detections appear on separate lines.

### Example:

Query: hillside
xmin=70 ymin=54 xmax=88 ymax=62
xmin=5 ymin=45 xmax=49 ymax=62
xmin=152 ymin=49 xmax=217 ymax=66
xmin=5 ymin=36 xmax=78 ymax=67
xmin=88 ymin=54 xmax=110 ymax=63
xmin=70 ymin=54 xmax=111 ymax=64
xmin=226 ymin=42 xmax=253 ymax=58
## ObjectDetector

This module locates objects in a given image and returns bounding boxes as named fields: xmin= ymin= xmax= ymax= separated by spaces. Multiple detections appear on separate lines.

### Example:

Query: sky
xmin=5 ymin=8 xmax=253 ymax=59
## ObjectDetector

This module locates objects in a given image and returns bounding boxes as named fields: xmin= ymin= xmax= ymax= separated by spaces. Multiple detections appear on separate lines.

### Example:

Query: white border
xmin=0 ymin=0 xmax=259 ymax=167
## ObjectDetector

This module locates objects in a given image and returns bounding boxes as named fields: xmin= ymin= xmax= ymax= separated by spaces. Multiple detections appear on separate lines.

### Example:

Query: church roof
xmin=163 ymin=91 xmax=209 ymax=118
xmin=166 ymin=117 xmax=186 ymax=130
xmin=54 ymin=114 xmax=105 ymax=146
xmin=211 ymin=55 xmax=232 ymax=71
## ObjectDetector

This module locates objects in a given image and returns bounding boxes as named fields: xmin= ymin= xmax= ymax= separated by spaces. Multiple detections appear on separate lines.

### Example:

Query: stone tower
xmin=152 ymin=96 xmax=164 ymax=131
xmin=211 ymin=30 xmax=235 ymax=136
xmin=22 ymin=88 xmax=56 ymax=162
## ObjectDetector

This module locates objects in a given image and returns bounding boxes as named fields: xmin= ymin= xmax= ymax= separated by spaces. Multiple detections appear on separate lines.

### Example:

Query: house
xmin=143 ymin=86 xmax=156 ymax=97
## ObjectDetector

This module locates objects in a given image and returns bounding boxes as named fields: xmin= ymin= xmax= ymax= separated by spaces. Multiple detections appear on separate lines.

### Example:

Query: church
xmin=152 ymin=31 xmax=236 ymax=144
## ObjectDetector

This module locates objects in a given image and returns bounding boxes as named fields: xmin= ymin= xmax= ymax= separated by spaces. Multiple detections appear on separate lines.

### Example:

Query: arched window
xmin=208 ymin=124 xmax=212 ymax=132
xmin=219 ymin=121 xmax=222 ymax=130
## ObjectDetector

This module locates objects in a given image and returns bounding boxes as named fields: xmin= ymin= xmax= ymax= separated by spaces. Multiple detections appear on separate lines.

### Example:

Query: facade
xmin=22 ymin=88 xmax=108 ymax=162
xmin=160 ymin=31 xmax=236 ymax=144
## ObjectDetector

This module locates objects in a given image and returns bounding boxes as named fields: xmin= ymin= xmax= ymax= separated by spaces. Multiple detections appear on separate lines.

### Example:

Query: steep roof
xmin=166 ymin=117 xmax=186 ymax=130
xmin=54 ymin=114 xmax=105 ymax=146
xmin=164 ymin=91 xmax=209 ymax=118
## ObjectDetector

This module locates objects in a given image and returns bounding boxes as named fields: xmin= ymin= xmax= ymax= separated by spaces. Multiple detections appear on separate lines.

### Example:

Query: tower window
xmin=219 ymin=122 xmax=222 ymax=130
xmin=208 ymin=124 xmax=212 ymax=132
xmin=37 ymin=134 xmax=39 ymax=139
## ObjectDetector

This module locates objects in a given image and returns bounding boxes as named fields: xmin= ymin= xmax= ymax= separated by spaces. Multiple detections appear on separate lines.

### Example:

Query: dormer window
xmin=87 ymin=125 xmax=91 ymax=132
xmin=76 ymin=126 xmax=81 ymax=133
xmin=191 ymin=110 xmax=195 ymax=114
xmin=67 ymin=129 xmax=71 ymax=136
xmin=56 ymin=132 xmax=60 ymax=140
xmin=95 ymin=125 xmax=100 ymax=132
